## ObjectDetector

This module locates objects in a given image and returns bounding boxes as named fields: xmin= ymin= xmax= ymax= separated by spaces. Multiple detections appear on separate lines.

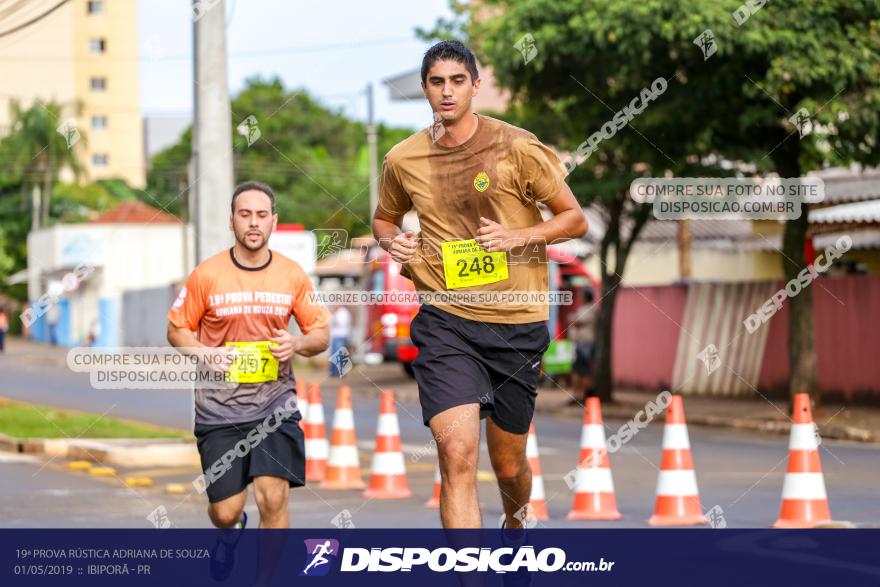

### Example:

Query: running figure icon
xmin=302 ymin=540 xmax=335 ymax=575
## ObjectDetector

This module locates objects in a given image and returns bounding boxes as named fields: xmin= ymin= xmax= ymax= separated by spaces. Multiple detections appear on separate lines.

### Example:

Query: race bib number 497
xmin=225 ymin=341 xmax=279 ymax=384
xmin=441 ymin=239 xmax=509 ymax=289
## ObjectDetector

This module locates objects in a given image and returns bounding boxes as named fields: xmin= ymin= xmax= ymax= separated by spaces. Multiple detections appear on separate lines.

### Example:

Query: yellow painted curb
xmin=165 ymin=483 xmax=187 ymax=494
xmin=67 ymin=461 xmax=92 ymax=471
xmin=476 ymin=470 xmax=497 ymax=482
xmin=125 ymin=477 xmax=154 ymax=488
xmin=90 ymin=467 xmax=116 ymax=477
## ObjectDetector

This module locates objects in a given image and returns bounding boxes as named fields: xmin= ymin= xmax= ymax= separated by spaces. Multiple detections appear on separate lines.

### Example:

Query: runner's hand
xmin=476 ymin=217 xmax=527 ymax=252
xmin=203 ymin=347 xmax=235 ymax=374
xmin=268 ymin=328 xmax=299 ymax=363
xmin=389 ymin=230 xmax=417 ymax=264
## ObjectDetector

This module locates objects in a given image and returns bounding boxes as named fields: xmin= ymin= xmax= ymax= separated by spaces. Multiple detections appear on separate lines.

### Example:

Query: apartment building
xmin=0 ymin=0 xmax=144 ymax=186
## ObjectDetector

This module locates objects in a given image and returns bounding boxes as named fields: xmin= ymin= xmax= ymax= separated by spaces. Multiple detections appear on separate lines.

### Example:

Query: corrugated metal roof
xmin=814 ymin=228 xmax=880 ymax=250
xmin=818 ymin=175 xmax=880 ymax=204
xmin=639 ymin=218 xmax=755 ymax=241
xmin=809 ymin=200 xmax=880 ymax=224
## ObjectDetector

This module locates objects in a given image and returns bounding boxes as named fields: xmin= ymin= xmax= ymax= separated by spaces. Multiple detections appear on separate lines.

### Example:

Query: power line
xmin=0 ymin=36 xmax=420 ymax=62
xmin=0 ymin=0 xmax=72 ymax=40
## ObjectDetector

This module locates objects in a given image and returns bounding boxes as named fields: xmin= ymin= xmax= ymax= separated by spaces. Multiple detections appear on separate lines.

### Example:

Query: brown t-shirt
xmin=167 ymin=248 xmax=330 ymax=424
xmin=377 ymin=114 xmax=565 ymax=323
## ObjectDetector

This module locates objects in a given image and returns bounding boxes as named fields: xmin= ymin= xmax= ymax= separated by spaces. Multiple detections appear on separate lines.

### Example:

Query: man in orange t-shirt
xmin=167 ymin=181 xmax=329 ymax=543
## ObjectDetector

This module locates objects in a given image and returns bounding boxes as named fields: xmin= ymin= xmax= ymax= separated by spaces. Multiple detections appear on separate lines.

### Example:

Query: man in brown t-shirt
xmin=373 ymin=41 xmax=588 ymax=529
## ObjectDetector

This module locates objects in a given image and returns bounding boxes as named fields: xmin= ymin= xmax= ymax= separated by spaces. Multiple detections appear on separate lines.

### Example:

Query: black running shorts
xmin=409 ymin=304 xmax=551 ymax=435
xmin=194 ymin=411 xmax=306 ymax=503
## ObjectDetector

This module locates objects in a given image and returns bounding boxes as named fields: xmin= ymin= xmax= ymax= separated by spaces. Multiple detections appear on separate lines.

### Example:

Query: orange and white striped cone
xmin=363 ymin=389 xmax=412 ymax=499
xmin=774 ymin=393 xmax=831 ymax=528
xmin=321 ymin=385 xmax=366 ymax=490
xmin=527 ymin=422 xmax=549 ymax=520
xmin=296 ymin=379 xmax=309 ymax=432
xmin=305 ymin=383 xmax=328 ymax=483
xmin=425 ymin=463 xmax=441 ymax=508
xmin=567 ymin=397 xmax=622 ymax=520
xmin=648 ymin=394 xmax=708 ymax=526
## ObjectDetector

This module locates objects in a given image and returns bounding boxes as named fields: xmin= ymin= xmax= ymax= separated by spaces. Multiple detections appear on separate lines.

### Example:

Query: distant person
xmin=0 ymin=309 xmax=8 ymax=353
xmin=46 ymin=304 xmax=60 ymax=346
xmin=19 ymin=305 xmax=30 ymax=339
xmin=328 ymin=305 xmax=352 ymax=377
xmin=85 ymin=318 xmax=101 ymax=347
xmin=568 ymin=289 xmax=597 ymax=403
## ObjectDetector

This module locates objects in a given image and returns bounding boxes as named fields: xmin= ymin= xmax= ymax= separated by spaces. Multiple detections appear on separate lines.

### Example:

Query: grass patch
xmin=0 ymin=398 xmax=187 ymax=440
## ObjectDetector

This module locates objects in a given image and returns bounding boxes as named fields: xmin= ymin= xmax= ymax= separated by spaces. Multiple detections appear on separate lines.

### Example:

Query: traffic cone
xmin=363 ymin=389 xmax=412 ymax=499
xmin=321 ymin=385 xmax=366 ymax=490
xmin=425 ymin=464 xmax=441 ymax=508
xmin=648 ymin=394 xmax=708 ymax=526
xmin=774 ymin=393 xmax=831 ymax=528
xmin=296 ymin=379 xmax=309 ymax=431
xmin=527 ymin=422 xmax=549 ymax=520
xmin=305 ymin=383 xmax=328 ymax=483
xmin=567 ymin=397 xmax=622 ymax=520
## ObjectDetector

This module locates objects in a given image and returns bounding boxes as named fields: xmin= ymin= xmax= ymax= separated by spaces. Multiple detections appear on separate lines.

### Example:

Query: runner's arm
xmin=293 ymin=325 xmax=329 ymax=358
xmin=476 ymin=184 xmax=588 ymax=252
xmin=167 ymin=324 xmax=203 ymax=351
xmin=373 ymin=208 xmax=417 ymax=263
xmin=372 ymin=207 xmax=403 ymax=251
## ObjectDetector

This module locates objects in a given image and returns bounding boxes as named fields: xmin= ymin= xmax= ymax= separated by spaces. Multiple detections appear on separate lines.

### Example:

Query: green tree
xmin=3 ymin=100 xmax=86 ymax=228
xmin=431 ymin=0 xmax=880 ymax=404
xmin=147 ymin=77 xmax=413 ymax=236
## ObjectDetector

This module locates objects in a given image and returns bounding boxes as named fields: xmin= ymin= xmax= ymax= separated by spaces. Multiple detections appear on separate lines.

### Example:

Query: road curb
xmin=0 ymin=436 xmax=200 ymax=468
xmin=313 ymin=384 xmax=877 ymax=444
xmin=541 ymin=400 xmax=876 ymax=444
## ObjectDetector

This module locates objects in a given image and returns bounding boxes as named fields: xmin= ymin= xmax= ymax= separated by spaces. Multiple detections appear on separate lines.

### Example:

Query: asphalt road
xmin=1 ymin=361 xmax=878 ymax=529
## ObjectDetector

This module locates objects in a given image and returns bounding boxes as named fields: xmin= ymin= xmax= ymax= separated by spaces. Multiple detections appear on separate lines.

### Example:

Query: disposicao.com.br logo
xmin=300 ymin=539 xmax=340 ymax=577
xmin=299 ymin=539 xmax=612 ymax=575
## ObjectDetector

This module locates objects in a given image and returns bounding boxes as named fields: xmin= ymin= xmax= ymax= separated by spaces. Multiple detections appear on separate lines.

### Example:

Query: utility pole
xmin=677 ymin=219 xmax=692 ymax=280
xmin=31 ymin=185 xmax=40 ymax=231
xmin=192 ymin=0 xmax=234 ymax=263
xmin=367 ymin=82 xmax=379 ymax=217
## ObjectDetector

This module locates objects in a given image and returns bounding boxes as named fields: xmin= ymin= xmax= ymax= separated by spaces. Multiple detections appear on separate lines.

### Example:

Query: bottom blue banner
xmin=1 ymin=529 xmax=878 ymax=586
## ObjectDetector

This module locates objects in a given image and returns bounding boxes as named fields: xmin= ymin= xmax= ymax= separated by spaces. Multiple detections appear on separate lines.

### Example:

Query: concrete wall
xmin=26 ymin=222 xmax=194 ymax=347
xmin=121 ymin=285 xmax=176 ymax=346
xmin=611 ymin=275 xmax=880 ymax=402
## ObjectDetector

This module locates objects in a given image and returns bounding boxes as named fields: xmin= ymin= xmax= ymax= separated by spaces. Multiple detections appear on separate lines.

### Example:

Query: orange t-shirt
xmin=168 ymin=248 xmax=329 ymax=424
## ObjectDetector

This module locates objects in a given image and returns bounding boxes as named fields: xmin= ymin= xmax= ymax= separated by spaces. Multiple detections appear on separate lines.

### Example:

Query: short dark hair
xmin=231 ymin=181 xmax=276 ymax=214
xmin=421 ymin=40 xmax=479 ymax=84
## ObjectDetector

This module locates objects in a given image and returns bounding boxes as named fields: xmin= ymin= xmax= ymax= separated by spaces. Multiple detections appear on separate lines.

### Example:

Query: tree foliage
xmin=147 ymin=77 xmax=413 ymax=235
xmin=428 ymin=0 xmax=880 ymax=401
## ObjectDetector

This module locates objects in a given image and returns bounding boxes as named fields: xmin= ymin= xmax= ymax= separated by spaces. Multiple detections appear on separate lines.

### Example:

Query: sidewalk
xmin=0 ymin=336 xmax=71 ymax=369
xmin=534 ymin=386 xmax=877 ymax=444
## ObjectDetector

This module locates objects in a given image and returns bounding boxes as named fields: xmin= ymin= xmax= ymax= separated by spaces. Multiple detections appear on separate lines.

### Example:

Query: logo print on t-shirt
xmin=473 ymin=171 xmax=490 ymax=192
xmin=172 ymin=286 xmax=187 ymax=309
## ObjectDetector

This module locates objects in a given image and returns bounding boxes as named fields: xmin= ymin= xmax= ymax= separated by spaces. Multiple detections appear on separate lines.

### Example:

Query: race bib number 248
xmin=441 ymin=239 xmax=509 ymax=289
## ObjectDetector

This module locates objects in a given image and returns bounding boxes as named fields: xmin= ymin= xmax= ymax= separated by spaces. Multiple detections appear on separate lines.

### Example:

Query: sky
xmin=138 ymin=0 xmax=454 ymax=131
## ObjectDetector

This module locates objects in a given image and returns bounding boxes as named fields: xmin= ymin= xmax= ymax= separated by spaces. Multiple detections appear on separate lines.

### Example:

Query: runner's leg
xmin=430 ymin=403 xmax=481 ymax=528
xmin=253 ymin=475 xmax=290 ymax=585
xmin=207 ymin=487 xmax=247 ymax=528
xmin=486 ymin=418 xmax=531 ymax=529
xmin=253 ymin=475 xmax=290 ymax=528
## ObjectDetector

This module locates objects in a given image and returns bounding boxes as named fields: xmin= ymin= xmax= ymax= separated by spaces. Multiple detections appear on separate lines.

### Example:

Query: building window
xmin=88 ymin=38 xmax=106 ymax=54
xmin=92 ymin=154 xmax=109 ymax=167
xmin=87 ymin=1 xmax=103 ymax=15
xmin=91 ymin=115 xmax=108 ymax=130
xmin=90 ymin=77 xmax=106 ymax=91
